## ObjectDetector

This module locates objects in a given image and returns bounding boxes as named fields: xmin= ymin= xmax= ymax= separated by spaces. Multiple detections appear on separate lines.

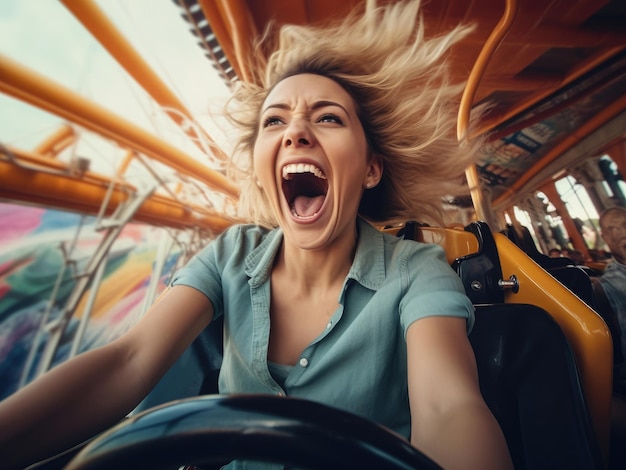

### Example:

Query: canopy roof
xmin=183 ymin=0 xmax=626 ymax=210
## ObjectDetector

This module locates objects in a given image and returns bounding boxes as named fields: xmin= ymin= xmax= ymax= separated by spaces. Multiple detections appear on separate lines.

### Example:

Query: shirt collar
xmin=245 ymin=226 xmax=283 ymax=287
xmin=606 ymin=258 xmax=626 ymax=272
xmin=244 ymin=217 xmax=387 ymax=291
xmin=348 ymin=217 xmax=386 ymax=291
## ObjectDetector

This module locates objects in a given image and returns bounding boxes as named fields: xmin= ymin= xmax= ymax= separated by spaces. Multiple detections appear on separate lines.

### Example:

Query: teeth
xmin=282 ymin=163 xmax=326 ymax=180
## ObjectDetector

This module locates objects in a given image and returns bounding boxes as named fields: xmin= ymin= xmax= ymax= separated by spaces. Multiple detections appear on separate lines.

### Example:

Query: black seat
xmin=400 ymin=221 xmax=603 ymax=468
xmin=501 ymin=224 xmax=597 ymax=307
xmin=470 ymin=303 xmax=603 ymax=470
xmin=548 ymin=265 xmax=596 ymax=307
xmin=502 ymin=224 xmax=574 ymax=269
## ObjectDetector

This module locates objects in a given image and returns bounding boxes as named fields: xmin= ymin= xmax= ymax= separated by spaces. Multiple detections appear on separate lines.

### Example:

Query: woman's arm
xmin=406 ymin=316 xmax=513 ymax=470
xmin=0 ymin=285 xmax=213 ymax=470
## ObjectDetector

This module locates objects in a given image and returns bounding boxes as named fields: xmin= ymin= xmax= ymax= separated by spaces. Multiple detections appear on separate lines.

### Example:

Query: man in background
xmin=598 ymin=207 xmax=626 ymax=348
xmin=595 ymin=206 xmax=626 ymax=469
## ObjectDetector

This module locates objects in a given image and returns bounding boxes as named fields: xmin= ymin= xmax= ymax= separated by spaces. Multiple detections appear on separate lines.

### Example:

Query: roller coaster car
xmin=34 ymin=222 xmax=612 ymax=470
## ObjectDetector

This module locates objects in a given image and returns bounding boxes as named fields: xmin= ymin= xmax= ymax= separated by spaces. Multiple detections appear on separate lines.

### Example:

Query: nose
xmin=283 ymin=118 xmax=314 ymax=148
xmin=285 ymin=136 xmax=310 ymax=146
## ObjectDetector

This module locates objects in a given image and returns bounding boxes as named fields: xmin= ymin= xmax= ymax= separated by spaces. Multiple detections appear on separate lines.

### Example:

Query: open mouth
xmin=281 ymin=163 xmax=328 ymax=219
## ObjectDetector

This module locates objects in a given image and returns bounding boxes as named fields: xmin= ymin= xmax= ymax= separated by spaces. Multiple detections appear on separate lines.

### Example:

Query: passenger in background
xmin=592 ymin=206 xmax=626 ymax=469
xmin=553 ymin=247 xmax=582 ymax=264
xmin=566 ymin=248 xmax=585 ymax=265
xmin=549 ymin=248 xmax=562 ymax=258
xmin=597 ymin=206 xmax=626 ymax=365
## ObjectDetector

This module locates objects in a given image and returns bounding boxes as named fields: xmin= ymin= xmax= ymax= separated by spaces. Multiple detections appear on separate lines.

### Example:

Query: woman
xmin=0 ymin=1 xmax=512 ymax=469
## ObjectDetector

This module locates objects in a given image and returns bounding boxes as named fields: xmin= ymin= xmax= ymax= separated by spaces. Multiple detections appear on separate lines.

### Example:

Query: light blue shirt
xmin=599 ymin=259 xmax=626 ymax=359
xmin=172 ymin=218 xmax=474 ymax=468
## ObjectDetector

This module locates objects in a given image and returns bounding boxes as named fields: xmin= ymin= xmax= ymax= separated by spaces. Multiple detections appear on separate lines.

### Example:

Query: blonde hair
xmin=226 ymin=0 xmax=482 ymax=228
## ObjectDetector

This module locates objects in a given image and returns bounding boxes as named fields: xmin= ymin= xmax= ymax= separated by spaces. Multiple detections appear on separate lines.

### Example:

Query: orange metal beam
xmin=202 ymin=0 xmax=260 ymax=84
xmin=195 ymin=0 xmax=244 ymax=80
xmin=459 ymin=21 xmax=626 ymax=48
xmin=214 ymin=0 xmax=259 ymax=83
xmin=458 ymin=0 xmax=519 ymax=141
xmin=117 ymin=150 xmax=135 ymax=178
xmin=460 ymin=0 xmax=518 ymax=228
xmin=477 ymin=46 xmax=626 ymax=137
xmin=0 ymin=53 xmax=240 ymax=199
xmin=3 ymin=145 xmax=133 ymax=189
xmin=59 ymin=0 xmax=229 ymax=162
xmin=494 ymin=93 xmax=626 ymax=207
xmin=0 ymin=160 xmax=235 ymax=233
xmin=33 ymin=124 xmax=76 ymax=158
xmin=488 ymin=67 xmax=626 ymax=143
xmin=480 ymin=73 xmax=562 ymax=91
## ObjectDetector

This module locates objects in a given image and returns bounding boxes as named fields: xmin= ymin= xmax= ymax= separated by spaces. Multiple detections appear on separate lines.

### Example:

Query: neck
xmin=276 ymin=224 xmax=358 ymax=291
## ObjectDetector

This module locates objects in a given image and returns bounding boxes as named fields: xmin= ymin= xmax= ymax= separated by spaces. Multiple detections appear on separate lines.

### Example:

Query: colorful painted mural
xmin=0 ymin=202 xmax=182 ymax=400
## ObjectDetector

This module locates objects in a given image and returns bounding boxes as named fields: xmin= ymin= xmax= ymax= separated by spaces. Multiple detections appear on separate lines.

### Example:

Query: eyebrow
xmin=262 ymin=100 xmax=350 ymax=115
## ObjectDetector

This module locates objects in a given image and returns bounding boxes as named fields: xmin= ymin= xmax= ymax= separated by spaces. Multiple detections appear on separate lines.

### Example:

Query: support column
xmin=606 ymin=139 xmax=626 ymax=177
xmin=524 ymin=196 xmax=551 ymax=254
xmin=600 ymin=141 xmax=626 ymax=207
xmin=571 ymin=159 xmax=614 ymax=214
xmin=541 ymin=182 xmax=590 ymax=260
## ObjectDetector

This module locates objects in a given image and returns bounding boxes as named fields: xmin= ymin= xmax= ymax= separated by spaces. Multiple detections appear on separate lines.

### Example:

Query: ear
xmin=364 ymin=155 xmax=383 ymax=189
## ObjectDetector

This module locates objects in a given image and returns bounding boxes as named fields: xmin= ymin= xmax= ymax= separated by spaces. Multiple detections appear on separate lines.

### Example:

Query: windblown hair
xmin=225 ymin=0 xmax=483 ymax=228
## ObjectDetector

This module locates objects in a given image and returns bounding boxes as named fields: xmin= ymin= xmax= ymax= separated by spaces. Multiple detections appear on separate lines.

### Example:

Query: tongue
xmin=293 ymin=195 xmax=325 ymax=217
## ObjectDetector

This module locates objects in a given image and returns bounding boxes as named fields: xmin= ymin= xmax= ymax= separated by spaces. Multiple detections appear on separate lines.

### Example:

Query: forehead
xmin=603 ymin=210 xmax=626 ymax=228
xmin=263 ymin=73 xmax=357 ymax=111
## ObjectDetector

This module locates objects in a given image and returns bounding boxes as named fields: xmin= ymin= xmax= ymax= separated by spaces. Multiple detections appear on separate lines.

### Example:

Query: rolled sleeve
xmin=399 ymin=242 xmax=475 ymax=336
xmin=171 ymin=240 xmax=223 ymax=316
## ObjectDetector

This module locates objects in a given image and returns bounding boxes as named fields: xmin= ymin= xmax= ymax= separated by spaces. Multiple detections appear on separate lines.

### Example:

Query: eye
xmin=317 ymin=114 xmax=344 ymax=125
xmin=262 ymin=116 xmax=284 ymax=128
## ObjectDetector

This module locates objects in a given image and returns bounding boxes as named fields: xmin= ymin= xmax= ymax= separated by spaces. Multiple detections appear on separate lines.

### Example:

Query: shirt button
xmin=326 ymin=321 xmax=332 ymax=329
xmin=277 ymin=391 xmax=285 ymax=397
xmin=299 ymin=357 xmax=309 ymax=368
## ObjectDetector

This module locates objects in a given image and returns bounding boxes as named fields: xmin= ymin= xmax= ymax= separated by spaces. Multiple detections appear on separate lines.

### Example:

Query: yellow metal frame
xmin=494 ymin=233 xmax=612 ymax=460
xmin=399 ymin=225 xmax=612 ymax=463
xmin=382 ymin=225 xmax=479 ymax=265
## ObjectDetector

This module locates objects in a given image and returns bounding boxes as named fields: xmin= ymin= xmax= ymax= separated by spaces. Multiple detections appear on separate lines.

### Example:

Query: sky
xmin=0 ymin=0 xmax=233 ymax=176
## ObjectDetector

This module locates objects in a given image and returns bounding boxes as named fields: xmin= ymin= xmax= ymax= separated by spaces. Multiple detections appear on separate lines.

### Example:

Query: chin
xmin=280 ymin=215 xmax=337 ymax=251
